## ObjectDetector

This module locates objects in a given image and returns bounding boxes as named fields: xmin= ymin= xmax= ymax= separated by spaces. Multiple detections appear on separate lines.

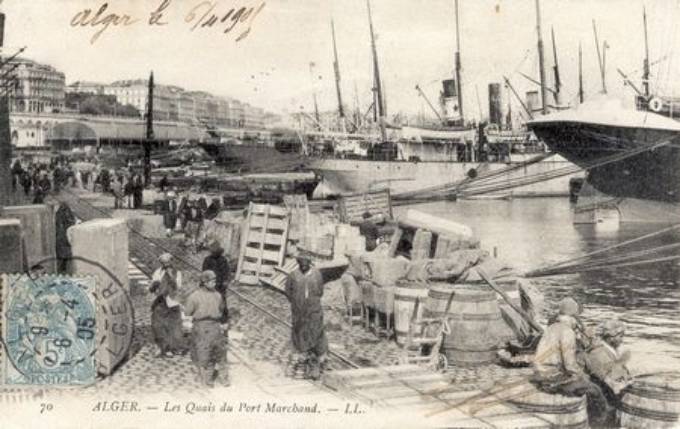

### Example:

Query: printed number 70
xmin=40 ymin=403 xmax=53 ymax=414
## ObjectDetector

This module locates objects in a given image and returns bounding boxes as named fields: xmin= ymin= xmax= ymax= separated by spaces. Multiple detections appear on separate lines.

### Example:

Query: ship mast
xmin=308 ymin=62 xmax=321 ymax=130
xmin=578 ymin=43 xmax=584 ymax=103
xmin=331 ymin=19 xmax=345 ymax=127
xmin=535 ymin=0 xmax=548 ymax=115
xmin=642 ymin=7 xmax=650 ymax=98
xmin=454 ymin=0 xmax=464 ymax=124
xmin=367 ymin=0 xmax=386 ymax=142
xmin=592 ymin=20 xmax=607 ymax=94
xmin=144 ymin=71 xmax=154 ymax=186
xmin=551 ymin=27 xmax=561 ymax=106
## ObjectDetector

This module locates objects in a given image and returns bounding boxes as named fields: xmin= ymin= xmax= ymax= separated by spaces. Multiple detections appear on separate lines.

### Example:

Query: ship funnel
xmin=488 ymin=83 xmax=502 ymax=126
xmin=441 ymin=79 xmax=461 ymax=125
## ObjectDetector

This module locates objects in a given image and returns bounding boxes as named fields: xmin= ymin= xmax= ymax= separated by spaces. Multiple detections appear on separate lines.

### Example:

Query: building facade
xmin=7 ymin=58 xmax=66 ymax=114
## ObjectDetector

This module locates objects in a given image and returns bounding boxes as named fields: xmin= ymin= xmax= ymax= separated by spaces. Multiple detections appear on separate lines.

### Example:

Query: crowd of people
xmin=9 ymin=156 xmax=147 ymax=208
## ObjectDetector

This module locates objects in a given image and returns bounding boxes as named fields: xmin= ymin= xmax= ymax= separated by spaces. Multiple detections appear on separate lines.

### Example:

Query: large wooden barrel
xmin=425 ymin=282 xmax=456 ymax=318
xmin=442 ymin=284 xmax=503 ymax=366
xmin=3 ymin=205 xmax=56 ymax=273
xmin=619 ymin=373 xmax=680 ymax=428
xmin=393 ymin=282 xmax=429 ymax=346
xmin=502 ymin=382 xmax=588 ymax=428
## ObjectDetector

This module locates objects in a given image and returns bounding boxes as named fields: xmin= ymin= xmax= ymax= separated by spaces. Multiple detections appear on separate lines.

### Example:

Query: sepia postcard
xmin=1 ymin=0 xmax=680 ymax=428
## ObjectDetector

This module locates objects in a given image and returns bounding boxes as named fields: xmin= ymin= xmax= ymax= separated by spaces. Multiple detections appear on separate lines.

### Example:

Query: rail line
xmin=53 ymin=190 xmax=361 ymax=371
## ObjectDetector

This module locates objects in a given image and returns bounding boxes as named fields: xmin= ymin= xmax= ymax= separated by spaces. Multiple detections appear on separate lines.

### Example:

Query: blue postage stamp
xmin=2 ymin=274 xmax=97 ymax=386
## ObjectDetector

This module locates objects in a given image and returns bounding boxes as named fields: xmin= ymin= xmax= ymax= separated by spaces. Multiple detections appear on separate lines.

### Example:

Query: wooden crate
xmin=236 ymin=203 xmax=290 ymax=286
xmin=260 ymin=258 xmax=298 ymax=292
xmin=337 ymin=189 xmax=392 ymax=224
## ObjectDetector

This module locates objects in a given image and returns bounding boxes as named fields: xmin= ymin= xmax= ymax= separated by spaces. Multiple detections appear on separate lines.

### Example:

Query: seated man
xmin=533 ymin=298 xmax=611 ymax=427
xmin=586 ymin=319 xmax=632 ymax=401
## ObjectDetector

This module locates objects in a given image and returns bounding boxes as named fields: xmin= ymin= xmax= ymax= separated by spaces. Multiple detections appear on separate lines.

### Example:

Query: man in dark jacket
xmin=201 ymin=241 xmax=230 ymax=323
xmin=55 ymin=203 xmax=77 ymax=274
xmin=11 ymin=159 xmax=23 ymax=191
xmin=133 ymin=174 xmax=144 ymax=209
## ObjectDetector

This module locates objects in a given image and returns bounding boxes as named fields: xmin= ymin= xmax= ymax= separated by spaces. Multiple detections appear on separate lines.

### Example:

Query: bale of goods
xmin=400 ymin=209 xmax=474 ymax=241
xmin=501 ymin=382 xmax=588 ymax=428
xmin=0 ymin=219 xmax=23 ymax=273
xmin=393 ymin=281 xmax=429 ymax=346
xmin=68 ymin=218 xmax=129 ymax=293
xmin=2 ymin=205 xmax=56 ymax=273
xmin=203 ymin=215 xmax=243 ymax=261
xmin=434 ymin=234 xmax=481 ymax=258
xmin=334 ymin=224 xmax=365 ymax=257
xmin=67 ymin=218 xmax=132 ymax=376
xmin=411 ymin=229 xmax=433 ymax=260
xmin=619 ymin=372 xmax=680 ymax=428
xmin=361 ymin=256 xmax=410 ymax=288
xmin=373 ymin=285 xmax=395 ymax=316
xmin=442 ymin=284 xmax=503 ymax=366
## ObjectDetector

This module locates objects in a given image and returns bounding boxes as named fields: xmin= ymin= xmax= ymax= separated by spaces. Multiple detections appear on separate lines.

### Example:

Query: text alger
xmin=69 ymin=0 xmax=267 ymax=45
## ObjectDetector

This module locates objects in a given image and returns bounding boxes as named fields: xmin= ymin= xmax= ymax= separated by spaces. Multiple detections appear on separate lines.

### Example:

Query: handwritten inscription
xmin=69 ymin=0 xmax=267 ymax=44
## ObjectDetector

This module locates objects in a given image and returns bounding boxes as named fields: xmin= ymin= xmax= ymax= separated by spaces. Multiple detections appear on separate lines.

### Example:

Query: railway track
xmin=53 ymin=190 xmax=361 ymax=372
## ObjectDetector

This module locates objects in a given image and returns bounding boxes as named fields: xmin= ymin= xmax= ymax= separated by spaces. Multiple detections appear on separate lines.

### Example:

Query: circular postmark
xmin=3 ymin=274 xmax=97 ymax=386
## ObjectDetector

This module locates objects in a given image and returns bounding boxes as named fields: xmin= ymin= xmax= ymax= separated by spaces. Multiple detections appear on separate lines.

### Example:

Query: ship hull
xmin=529 ymin=121 xmax=680 ymax=203
xmin=199 ymin=141 xmax=306 ymax=173
xmin=310 ymin=155 xmax=580 ymax=198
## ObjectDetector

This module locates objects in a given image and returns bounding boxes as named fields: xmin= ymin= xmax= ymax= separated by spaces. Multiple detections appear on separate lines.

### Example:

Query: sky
xmin=3 ymin=0 xmax=680 ymax=121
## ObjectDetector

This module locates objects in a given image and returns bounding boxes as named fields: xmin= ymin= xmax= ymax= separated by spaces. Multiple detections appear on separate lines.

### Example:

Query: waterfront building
xmin=7 ymin=58 xmax=65 ymax=114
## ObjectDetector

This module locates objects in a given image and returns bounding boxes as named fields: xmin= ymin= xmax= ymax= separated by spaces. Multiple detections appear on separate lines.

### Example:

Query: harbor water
xmin=398 ymin=198 xmax=680 ymax=375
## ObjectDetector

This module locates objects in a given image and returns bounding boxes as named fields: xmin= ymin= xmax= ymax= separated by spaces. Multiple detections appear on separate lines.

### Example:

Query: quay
xmin=0 ymin=185 xmax=581 ymax=429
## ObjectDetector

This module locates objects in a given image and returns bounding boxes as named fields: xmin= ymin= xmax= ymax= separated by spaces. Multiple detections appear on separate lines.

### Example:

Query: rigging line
xmin=525 ymin=223 xmax=680 ymax=276
xmin=526 ymin=254 xmax=680 ymax=278
xmin=544 ymin=242 xmax=680 ymax=272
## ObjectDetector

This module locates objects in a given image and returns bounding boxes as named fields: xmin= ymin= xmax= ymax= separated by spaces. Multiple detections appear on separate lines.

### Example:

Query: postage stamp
xmin=2 ymin=274 xmax=97 ymax=386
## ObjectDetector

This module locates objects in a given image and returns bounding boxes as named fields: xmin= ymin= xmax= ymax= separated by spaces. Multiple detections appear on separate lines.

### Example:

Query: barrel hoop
xmin=446 ymin=312 xmax=502 ymax=321
xmin=620 ymin=401 xmax=680 ymax=423
xmin=443 ymin=345 xmax=499 ymax=353
xmin=394 ymin=294 xmax=427 ymax=302
xmin=428 ymin=290 xmax=496 ymax=301
xmin=507 ymin=398 xmax=586 ymax=415
xmin=627 ymin=386 xmax=680 ymax=401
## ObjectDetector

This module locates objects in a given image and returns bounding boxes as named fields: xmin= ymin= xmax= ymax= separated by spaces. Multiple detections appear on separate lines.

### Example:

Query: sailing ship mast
xmin=578 ymin=43 xmax=584 ymax=103
xmin=331 ymin=19 xmax=345 ymax=127
xmin=144 ymin=71 xmax=154 ymax=185
xmin=454 ymin=0 xmax=464 ymax=124
xmin=642 ymin=7 xmax=650 ymax=99
xmin=367 ymin=0 xmax=386 ymax=142
xmin=551 ymin=27 xmax=561 ymax=106
xmin=535 ymin=0 xmax=548 ymax=114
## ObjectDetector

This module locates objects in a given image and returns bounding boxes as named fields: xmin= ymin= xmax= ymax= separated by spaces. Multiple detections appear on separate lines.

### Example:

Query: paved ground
xmin=2 ymin=187 xmax=534 ymax=406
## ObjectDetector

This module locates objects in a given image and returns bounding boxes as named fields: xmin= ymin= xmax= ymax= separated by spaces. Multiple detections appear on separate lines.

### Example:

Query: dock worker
xmin=183 ymin=270 xmax=228 ymax=387
xmin=281 ymin=253 xmax=328 ymax=380
xmin=586 ymin=319 xmax=632 ymax=413
xmin=55 ymin=203 xmax=77 ymax=274
xmin=358 ymin=211 xmax=380 ymax=252
xmin=201 ymin=241 xmax=230 ymax=323
xmin=163 ymin=191 xmax=179 ymax=237
xmin=532 ymin=297 xmax=610 ymax=427
xmin=150 ymin=253 xmax=186 ymax=358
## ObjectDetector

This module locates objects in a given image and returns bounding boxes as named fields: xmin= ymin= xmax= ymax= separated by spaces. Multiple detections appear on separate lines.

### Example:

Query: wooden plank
xmin=236 ymin=202 xmax=254 ymax=283
xmin=241 ymin=261 xmax=274 ymax=274
xmin=245 ymin=231 xmax=286 ymax=246
xmin=250 ymin=203 xmax=288 ymax=217
xmin=256 ymin=205 xmax=270 ymax=282
xmin=245 ymin=246 xmax=282 ymax=263
xmin=239 ymin=274 xmax=259 ymax=285
xmin=250 ymin=216 xmax=287 ymax=231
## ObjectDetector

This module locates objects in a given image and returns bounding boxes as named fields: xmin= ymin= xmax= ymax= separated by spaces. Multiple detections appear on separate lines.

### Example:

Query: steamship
xmin=528 ymin=97 xmax=680 ymax=223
